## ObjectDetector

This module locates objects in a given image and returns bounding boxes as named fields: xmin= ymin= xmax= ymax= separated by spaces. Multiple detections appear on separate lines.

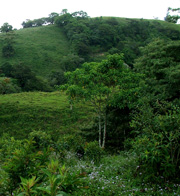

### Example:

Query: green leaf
xmin=37 ymin=187 xmax=51 ymax=194
xmin=56 ymin=191 xmax=68 ymax=196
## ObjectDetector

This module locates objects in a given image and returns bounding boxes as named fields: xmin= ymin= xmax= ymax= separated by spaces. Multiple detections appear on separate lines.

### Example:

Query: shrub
xmin=56 ymin=134 xmax=85 ymax=158
xmin=0 ymin=77 xmax=21 ymax=94
xmin=29 ymin=130 xmax=52 ymax=149
xmin=84 ymin=141 xmax=104 ymax=163
xmin=3 ymin=138 xmax=50 ymax=193
xmin=130 ymin=102 xmax=180 ymax=182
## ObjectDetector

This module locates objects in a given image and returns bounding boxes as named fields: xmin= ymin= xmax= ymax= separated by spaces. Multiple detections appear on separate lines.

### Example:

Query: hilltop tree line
xmin=54 ymin=10 xmax=180 ymax=65
xmin=0 ymin=8 xmax=180 ymax=94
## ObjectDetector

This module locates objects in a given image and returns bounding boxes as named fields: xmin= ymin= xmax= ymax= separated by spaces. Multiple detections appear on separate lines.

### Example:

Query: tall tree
xmin=61 ymin=54 xmax=143 ymax=148
xmin=48 ymin=12 xmax=59 ymax=24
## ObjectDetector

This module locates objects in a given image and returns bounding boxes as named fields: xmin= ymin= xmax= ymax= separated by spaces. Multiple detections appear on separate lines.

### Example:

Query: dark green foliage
xmin=0 ymin=62 xmax=14 ymax=77
xmin=134 ymin=39 xmax=180 ymax=101
xmin=29 ymin=130 xmax=52 ymax=149
xmin=0 ymin=23 xmax=13 ymax=33
xmin=1 ymin=30 xmax=16 ymax=58
xmin=0 ymin=77 xmax=21 ymax=94
xmin=61 ymin=54 xmax=143 ymax=148
xmin=56 ymin=134 xmax=85 ymax=159
xmin=0 ymin=135 xmax=86 ymax=195
xmin=3 ymin=138 xmax=50 ymax=193
xmin=55 ymin=13 xmax=73 ymax=27
xmin=48 ymin=70 xmax=67 ymax=87
xmin=22 ymin=20 xmax=34 ymax=28
xmin=106 ymin=107 xmax=131 ymax=151
xmin=165 ymin=7 xmax=180 ymax=24
xmin=21 ymin=13 xmax=59 ymax=28
xmin=60 ymin=54 xmax=84 ymax=71
xmin=47 ymin=12 xmax=59 ymax=24
xmin=2 ymin=44 xmax=15 ymax=57
xmin=84 ymin=141 xmax=104 ymax=163
xmin=130 ymin=100 xmax=180 ymax=182
xmin=0 ymin=63 xmax=52 ymax=92
xmin=56 ymin=11 xmax=180 ymax=64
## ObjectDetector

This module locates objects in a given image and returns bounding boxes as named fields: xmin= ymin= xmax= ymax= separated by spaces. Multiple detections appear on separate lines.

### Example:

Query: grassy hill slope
xmin=0 ymin=91 xmax=94 ymax=139
xmin=0 ymin=17 xmax=180 ymax=78
xmin=0 ymin=25 xmax=70 ymax=77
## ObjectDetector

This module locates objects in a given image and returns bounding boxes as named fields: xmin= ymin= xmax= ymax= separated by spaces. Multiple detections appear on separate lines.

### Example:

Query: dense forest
xmin=0 ymin=9 xmax=180 ymax=195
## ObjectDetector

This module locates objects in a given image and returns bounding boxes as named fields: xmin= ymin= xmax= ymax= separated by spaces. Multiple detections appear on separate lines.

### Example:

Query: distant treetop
xmin=0 ymin=23 xmax=13 ymax=33
xmin=164 ymin=7 xmax=180 ymax=23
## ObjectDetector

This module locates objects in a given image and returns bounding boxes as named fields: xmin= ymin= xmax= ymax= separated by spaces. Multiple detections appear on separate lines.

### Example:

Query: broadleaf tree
xmin=61 ymin=54 xmax=143 ymax=148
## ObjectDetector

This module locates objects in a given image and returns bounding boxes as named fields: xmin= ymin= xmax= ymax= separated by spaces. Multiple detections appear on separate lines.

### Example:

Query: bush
xmin=56 ymin=134 xmax=85 ymax=158
xmin=130 ymin=102 xmax=180 ymax=182
xmin=84 ymin=141 xmax=104 ymax=163
xmin=29 ymin=130 xmax=52 ymax=149
xmin=0 ymin=77 xmax=21 ymax=94
xmin=3 ymin=138 xmax=50 ymax=193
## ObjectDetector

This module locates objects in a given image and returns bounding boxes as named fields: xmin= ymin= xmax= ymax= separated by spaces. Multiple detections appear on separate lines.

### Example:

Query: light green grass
xmin=0 ymin=25 xmax=71 ymax=77
xmin=0 ymin=91 xmax=94 ymax=139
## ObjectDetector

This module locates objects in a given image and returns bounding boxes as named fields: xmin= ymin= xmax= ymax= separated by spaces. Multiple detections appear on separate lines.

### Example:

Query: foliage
xmin=60 ymin=53 xmax=84 ymax=72
xmin=18 ymin=176 xmax=39 ymax=196
xmin=3 ymin=138 xmax=51 ymax=192
xmin=56 ymin=134 xmax=85 ymax=159
xmin=165 ymin=7 xmax=180 ymax=23
xmin=134 ymin=38 xmax=180 ymax=101
xmin=0 ymin=62 xmax=14 ymax=77
xmin=130 ymin=100 xmax=180 ymax=182
xmin=0 ymin=77 xmax=21 ymax=94
xmin=61 ymin=54 xmax=143 ymax=148
xmin=84 ymin=141 xmax=104 ymax=163
xmin=55 ymin=10 xmax=180 ymax=64
xmin=37 ymin=161 xmax=68 ymax=196
xmin=0 ymin=23 xmax=13 ymax=33
xmin=48 ymin=70 xmax=67 ymax=87
xmin=2 ymin=43 xmax=15 ymax=57
xmin=1 ymin=30 xmax=16 ymax=58
xmin=21 ymin=12 xmax=59 ymax=28
xmin=29 ymin=130 xmax=52 ymax=149
xmin=0 ymin=62 xmax=52 ymax=92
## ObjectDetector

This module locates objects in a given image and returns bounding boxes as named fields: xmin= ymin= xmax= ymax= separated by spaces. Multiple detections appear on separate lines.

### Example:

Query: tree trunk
xmin=102 ymin=113 xmax=107 ymax=148
xmin=98 ymin=115 xmax=102 ymax=147
xmin=70 ymin=103 xmax=73 ymax=110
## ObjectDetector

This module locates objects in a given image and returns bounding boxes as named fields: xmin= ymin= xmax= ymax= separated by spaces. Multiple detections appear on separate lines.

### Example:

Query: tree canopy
xmin=164 ymin=7 xmax=180 ymax=23
xmin=61 ymin=54 xmax=143 ymax=147
xmin=0 ymin=23 xmax=13 ymax=33
xmin=134 ymin=38 xmax=180 ymax=101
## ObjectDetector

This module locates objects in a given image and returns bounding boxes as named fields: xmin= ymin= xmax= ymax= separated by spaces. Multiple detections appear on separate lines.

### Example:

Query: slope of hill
xmin=0 ymin=25 xmax=70 ymax=77
xmin=0 ymin=91 xmax=94 ymax=139
xmin=0 ymin=17 xmax=180 ymax=79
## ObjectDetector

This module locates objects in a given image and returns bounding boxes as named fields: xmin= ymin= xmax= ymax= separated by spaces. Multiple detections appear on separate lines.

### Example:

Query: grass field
xmin=0 ymin=25 xmax=70 ymax=77
xmin=0 ymin=91 xmax=94 ymax=139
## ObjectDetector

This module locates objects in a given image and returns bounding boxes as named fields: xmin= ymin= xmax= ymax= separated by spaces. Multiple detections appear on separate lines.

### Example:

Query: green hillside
xmin=0 ymin=91 xmax=94 ymax=139
xmin=1 ymin=16 xmax=180 ymax=80
xmin=0 ymin=25 xmax=70 ymax=77
xmin=0 ymin=15 xmax=180 ymax=194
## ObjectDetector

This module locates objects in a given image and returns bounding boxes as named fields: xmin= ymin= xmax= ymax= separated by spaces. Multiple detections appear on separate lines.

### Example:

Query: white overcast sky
xmin=0 ymin=0 xmax=179 ymax=29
